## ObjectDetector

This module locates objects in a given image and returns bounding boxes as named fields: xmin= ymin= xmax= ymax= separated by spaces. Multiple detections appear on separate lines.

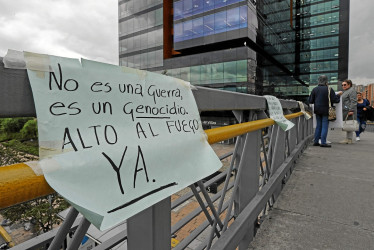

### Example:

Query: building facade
xmin=118 ymin=0 xmax=349 ymax=100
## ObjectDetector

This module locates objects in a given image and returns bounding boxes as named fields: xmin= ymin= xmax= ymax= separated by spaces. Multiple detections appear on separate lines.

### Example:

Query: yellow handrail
xmin=0 ymin=112 xmax=304 ymax=209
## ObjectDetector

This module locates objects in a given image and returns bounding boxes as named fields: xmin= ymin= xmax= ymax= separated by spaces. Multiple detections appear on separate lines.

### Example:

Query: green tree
xmin=1 ymin=194 xmax=70 ymax=235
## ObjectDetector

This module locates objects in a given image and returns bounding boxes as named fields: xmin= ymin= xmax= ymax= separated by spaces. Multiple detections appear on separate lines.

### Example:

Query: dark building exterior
xmin=118 ymin=0 xmax=349 ymax=100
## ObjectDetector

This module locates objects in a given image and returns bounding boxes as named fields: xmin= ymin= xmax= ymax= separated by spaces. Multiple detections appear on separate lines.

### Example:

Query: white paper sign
xmin=264 ymin=95 xmax=295 ymax=131
xmin=25 ymin=52 xmax=222 ymax=230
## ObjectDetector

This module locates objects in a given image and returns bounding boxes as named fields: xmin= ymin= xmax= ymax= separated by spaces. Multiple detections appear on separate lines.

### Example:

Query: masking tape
xmin=39 ymin=158 xmax=61 ymax=175
xmin=3 ymin=49 xmax=26 ymax=69
xmin=23 ymin=51 xmax=52 ymax=72
xmin=39 ymin=140 xmax=73 ymax=159
xmin=24 ymin=161 xmax=43 ymax=176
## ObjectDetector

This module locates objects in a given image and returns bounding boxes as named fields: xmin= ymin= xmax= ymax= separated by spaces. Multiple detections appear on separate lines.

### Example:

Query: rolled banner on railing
xmin=264 ymin=95 xmax=295 ymax=131
xmin=297 ymin=101 xmax=312 ymax=120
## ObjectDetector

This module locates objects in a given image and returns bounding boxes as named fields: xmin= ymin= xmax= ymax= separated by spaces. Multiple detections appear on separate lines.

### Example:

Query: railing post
xmin=270 ymin=125 xmax=286 ymax=200
xmin=127 ymin=197 xmax=171 ymax=250
xmin=233 ymin=112 xmax=261 ymax=249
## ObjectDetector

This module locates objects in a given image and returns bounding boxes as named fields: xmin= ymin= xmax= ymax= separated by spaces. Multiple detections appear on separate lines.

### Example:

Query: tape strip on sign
xmin=264 ymin=95 xmax=295 ymax=131
xmin=3 ymin=49 xmax=26 ymax=69
xmin=24 ymin=51 xmax=53 ymax=72
xmin=24 ymin=161 xmax=44 ymax=176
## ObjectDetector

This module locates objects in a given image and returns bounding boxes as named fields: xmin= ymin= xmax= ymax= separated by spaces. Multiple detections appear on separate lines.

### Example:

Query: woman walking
xmin=309 ymin=75 xmax=340 ymax=147
xmin=355 ymin=92 xmax=370 ymax=141
xmin=337 ymin=79 xmax=357 ymax=144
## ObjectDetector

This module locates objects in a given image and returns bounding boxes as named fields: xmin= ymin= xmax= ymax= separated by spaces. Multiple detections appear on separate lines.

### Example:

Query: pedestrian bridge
xmin=249 ymin=128 xmax=374 ymax=250
xmin=1 ymin=60 xmax=374 ymax=249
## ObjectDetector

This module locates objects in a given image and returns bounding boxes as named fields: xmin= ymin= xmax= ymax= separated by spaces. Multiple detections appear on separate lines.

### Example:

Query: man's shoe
xmin=320 ymin=144 xmax=331 ymax=148
xmin=319 ymin=139 xmax=332 ymax=144
xmin=347 ymin=139 xmax=353 ymax=144
xmin=356 ymin=137 xmax=360 ymax=141
xmin=313 ymin=142 xmax=320 ymax=146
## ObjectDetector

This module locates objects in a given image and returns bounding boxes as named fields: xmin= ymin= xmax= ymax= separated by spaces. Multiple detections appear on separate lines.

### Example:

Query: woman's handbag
xmin=342 ymin=114 xmax=359 ymax=132
xmin=327 ymin=87 xmax=336 ymax=121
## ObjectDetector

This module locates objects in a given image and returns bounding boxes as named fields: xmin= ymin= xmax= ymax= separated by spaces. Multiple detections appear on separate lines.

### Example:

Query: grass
xmin=1 ymin=139 xmax=39 ymax=156
xmin=0 ymin=132 xmax=23 ymax=142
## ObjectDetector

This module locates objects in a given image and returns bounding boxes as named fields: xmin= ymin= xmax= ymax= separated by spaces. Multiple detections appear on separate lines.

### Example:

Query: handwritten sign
xmin=25 ymin=52 xmax=222 ymax=230
xmin=264 ymin=95 xmax=294 ymax=131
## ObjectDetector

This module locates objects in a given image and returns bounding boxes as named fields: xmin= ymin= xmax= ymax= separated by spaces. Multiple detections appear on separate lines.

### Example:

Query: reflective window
xmin=191 ymin=65 xmax=201 ymax=84
xmin=119 ymin=28 xmax=163 ymax=54
xmin=211 ymin=63 xmax=224 ymax=83
xmin=224 ymin=61 xmax=237 ymax=82
xmin=201 ymin=64 xmax=212 ymax=84
xmin=162 ymin=60 xmax=247 ymax=85
xmin=174 ymin=0 xmax=245 ymax=20
xmin=174 ymin=6 xmax=247 ymax=43
xmin=227 ymin=7 xmax=240 ymax=31
xmin=214 ymin=11 xmax=227 ymax=34
xmin=119 ymin=8 xmax=163 ymax=37
xmin=203 ymin=14 xmax=215 ymax=36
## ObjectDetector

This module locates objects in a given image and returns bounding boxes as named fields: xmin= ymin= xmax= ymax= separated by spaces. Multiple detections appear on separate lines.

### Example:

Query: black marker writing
xmin=49 ymin=63 xmax=79 ymax=91
xmin=133 ymin=146 xmax=149 ymax=188
xmin=102 ymin=147 xmax=128 ymax=194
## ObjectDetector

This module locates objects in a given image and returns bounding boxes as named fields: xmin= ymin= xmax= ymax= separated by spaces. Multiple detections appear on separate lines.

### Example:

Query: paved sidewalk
xmin=249 ymin=129 xmax=374 ymax=250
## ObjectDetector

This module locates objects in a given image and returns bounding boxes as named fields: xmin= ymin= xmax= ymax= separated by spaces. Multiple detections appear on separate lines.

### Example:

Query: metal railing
xmin=0 ymin=59 xmax=313 ymax=249
xmin=366 ymin=122 xmax=374 ymax=133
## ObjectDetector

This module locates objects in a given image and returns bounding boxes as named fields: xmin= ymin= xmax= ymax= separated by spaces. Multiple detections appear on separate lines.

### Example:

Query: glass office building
xmin=118 ymin=0 xmax=349 ymax=100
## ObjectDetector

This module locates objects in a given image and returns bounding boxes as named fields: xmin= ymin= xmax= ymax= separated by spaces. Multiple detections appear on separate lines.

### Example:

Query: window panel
xmin=180 ymin=67 xmax=190 ymax=81
xmin=214 ymin=11 xmax=227 ymax=34
xmin=192 ymin=17 xmax=204 ymax=38
xmin=226 ymin=7 xmax=240 ymax=31
xmin=236 ymin=60 xmax=247 ymax=82
xmin=203 ymin=14 xmax=214 ymax=36
xmin=200 ymin=64 xmax=212 ymax=84
xmin=174 ymin=0 xmax=183 ymax=20
xmin=155 ymin=50 xmax=163 ymax=67
xmin=211 ymin=63 xmax=223 ymax=83
xmin=224 ymin=61 xmax=237 ymax=83
xmin=155 ymin=8 xmax=163 ymax=25
xmin=239 ymin=6 xmax=248 ymax=28
xmin=190 ymin=65 xmax=201 ymax=84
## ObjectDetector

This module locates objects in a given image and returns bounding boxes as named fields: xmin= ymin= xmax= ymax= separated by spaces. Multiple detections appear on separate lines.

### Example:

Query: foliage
xmin=0 ymin=117 xmax=37 ymax=142
xmin=1 ymin=139 xmax=38 ymax=156
xmin=1 ymin=195 xmax=70 ymax=235
xmin=20 ymin=119 xmax=38 ymax=140
xmin=0 ymin=118 xmax=32 ymax=134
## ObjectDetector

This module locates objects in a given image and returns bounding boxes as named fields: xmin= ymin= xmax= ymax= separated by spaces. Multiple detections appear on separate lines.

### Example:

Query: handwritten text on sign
xmin=26 ymin=53 xmax=221 ymax=230
xmin=264 ymin=95 xmax=294 ymax=131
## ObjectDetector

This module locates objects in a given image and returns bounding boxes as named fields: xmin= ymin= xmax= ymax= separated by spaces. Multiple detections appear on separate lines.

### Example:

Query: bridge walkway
xmin=249 ymin=129 xmax=374 ymax=249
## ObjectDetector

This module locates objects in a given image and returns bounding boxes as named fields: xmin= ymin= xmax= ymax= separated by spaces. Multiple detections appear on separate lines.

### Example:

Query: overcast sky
xmin=0 ymin=0 xmax=372 ymax=85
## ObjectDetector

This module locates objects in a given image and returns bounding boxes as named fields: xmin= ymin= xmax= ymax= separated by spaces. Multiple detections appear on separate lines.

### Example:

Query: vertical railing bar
xmin=189 ymin=184 xmax=221 ymax=237
xmin=48 ymin=207 xmax=79 ymax=250
xmin=196 ymin=181 xmax=224 ymax=228
xmin=285 ymin=130 xmax=290 ymax=157
xmin=206 ymin=136 xmax=242 ymax=249
xmin=265 ymin=125 xmax=275 ymax=208
xmin=259 ymin=156 xmax=265 ymax=177
xmin=261 ymin=129 xmax=271 ymax=181
xmin=222 ymin=132 xmax=251 ymax=232
xmin=66 ymin=218 xmax=91 ymax=250
xmin=266 ymin=125 xmax=275 ymax=172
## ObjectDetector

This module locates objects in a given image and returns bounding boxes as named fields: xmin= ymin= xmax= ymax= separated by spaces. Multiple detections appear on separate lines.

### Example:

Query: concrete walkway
xmin=249 ymin=129 xmax=374 ymax=250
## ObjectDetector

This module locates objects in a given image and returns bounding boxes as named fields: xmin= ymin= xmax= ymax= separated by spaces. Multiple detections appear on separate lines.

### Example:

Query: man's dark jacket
xmin=309 ymin=84 xmax=340 ymax=115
